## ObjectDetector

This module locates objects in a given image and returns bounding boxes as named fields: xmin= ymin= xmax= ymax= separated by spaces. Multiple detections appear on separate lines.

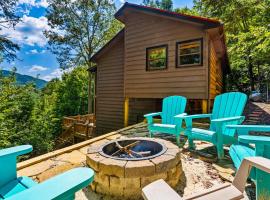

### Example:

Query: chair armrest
xmin=226 ymin=125 xmax=270 ymax=136
xmin=233 ymin=157 xmax=270 ymax=192
xmin=0 ymin=145 xmax=32 ymax=158
xmin=144 ymin=112 xmax=162 ymax=118
xmin=179 ymin=113 xmax=212 ymax=120
xmin=142 ymin=179 xmax=182 ymax=200
xmin=178 ymin=114 xmax=212 ymax=133
xmin=144 ymin=112 xmax=162 ymax=125
xmin=211 ymin=116 xmax=245 ymax=123
xmin=174 ymin=113 xmax=187 ymax=118
xmin=6 ymin=167 xmax=95 ymax=200
xmin=245 ymin=157 xmax=270 ymax=174
xmin=238 ymin=135 xmax=270 ymax=145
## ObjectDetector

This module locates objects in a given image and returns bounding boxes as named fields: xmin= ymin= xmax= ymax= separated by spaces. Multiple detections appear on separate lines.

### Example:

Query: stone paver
xmin=125 ymin=160 xmax=155 ymax=178
xmin=86 ymin=153 xmax=105 ymax=171
xmin=99 ymin=158 xmax=127 ymax=177
xmin=37 ymin=162 xmax=82 ymax=182
xmin=55 ymin=150 xmax=86 ymax=164
xmin=150 ymin=154 xmax=178 ymax=173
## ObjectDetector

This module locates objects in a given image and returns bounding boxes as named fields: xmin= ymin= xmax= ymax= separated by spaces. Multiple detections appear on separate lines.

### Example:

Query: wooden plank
xmin=123 ymin=11 xmax=208 ymax=98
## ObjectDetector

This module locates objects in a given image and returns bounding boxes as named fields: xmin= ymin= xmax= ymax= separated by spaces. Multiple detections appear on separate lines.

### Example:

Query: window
xmin=176 ymin=39 xmax=203 ymax=67
xmin=146 ymin=45 xmax=168 ymax=70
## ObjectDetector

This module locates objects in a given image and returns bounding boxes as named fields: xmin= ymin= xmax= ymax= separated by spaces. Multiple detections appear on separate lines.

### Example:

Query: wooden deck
xmin=56 ymin=114 xmax=96 ymax=148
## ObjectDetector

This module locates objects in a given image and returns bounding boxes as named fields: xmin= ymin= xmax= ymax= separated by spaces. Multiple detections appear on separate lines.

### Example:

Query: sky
xmin=0 ymin=0 xmax=194 ymax=81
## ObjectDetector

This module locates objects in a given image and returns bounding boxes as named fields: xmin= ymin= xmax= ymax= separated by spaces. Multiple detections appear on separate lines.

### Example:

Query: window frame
xmin=176 ymin=38 xmax=203 ymax=68
xmin=146 ymin=44 xmax=168 ymax=71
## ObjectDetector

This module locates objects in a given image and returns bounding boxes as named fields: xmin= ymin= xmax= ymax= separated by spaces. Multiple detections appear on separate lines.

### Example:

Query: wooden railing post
xmin=88 ymin=71 xmax=93 ymax=114
xmin=202 ymin=100 xmax=208 ymax=114
xmin=124 ymin=98 xmax=129 ymax=127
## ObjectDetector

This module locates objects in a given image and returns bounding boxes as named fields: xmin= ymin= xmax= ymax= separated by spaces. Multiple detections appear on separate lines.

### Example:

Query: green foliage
xmin=193 ymin=0 xmax=270 ymax=93
xmin=142 ymin=0 xmax=173 ymax=11
xmin=174 ymin=6 xmax=199 ymax=16
xmin=0 ymin=66 xmax=88 ymax=157
xmin=53 ymin=66 xmax=89 ymax=116
xmin=0 ymin=0 xmax=20 ymax=62
xmin=45 ymin=0 xmax=122 ymax=69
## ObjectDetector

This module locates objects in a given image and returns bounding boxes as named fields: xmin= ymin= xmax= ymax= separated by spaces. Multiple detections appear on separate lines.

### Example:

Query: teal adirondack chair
xmin=176 ymin=92 xmax=247 ymax=159
xmin=0 ymin=145 xmax=94 ymax=200
xmin=144 ymin=96 xmax=187 ymax=145
xmin=228 ymin=125 xmax=270 ymax=199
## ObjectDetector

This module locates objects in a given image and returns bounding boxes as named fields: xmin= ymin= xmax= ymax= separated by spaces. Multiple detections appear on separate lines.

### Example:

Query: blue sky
xmin=0 ymin=0 xmax=193 ymax=81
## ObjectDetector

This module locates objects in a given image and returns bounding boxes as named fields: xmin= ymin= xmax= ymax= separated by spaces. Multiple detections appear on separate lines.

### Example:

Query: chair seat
xmin=229 ymin=144 xmax=256 ymax=179
xmin=0 ymin=177 xmax=37 ymax=199
xmin=229 ymin=144 xmax=255 ymax=169
xmin=149 ymin=123 xmax=176 ymax=134
xmin=190 ymin=128 xmax=216 ymax=142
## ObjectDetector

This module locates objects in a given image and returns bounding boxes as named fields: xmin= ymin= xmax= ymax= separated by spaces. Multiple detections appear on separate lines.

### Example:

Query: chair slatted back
xmin=161 ymin=96 xmax=187 ymax=125
xmin=211 ymin=92 xmax=247 ymax=136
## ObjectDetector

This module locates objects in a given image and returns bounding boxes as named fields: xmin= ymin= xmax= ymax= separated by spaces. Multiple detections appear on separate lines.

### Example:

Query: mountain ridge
xmin=1 ymin=70 xmax=47 ymax=89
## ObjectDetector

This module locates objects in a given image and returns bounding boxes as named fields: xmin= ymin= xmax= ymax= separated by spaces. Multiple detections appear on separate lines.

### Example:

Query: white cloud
xmin=29 ymin=65 xmax=48 ymax=72
xmin=1 ymin=15 xmax=50 ymax=47
xmin=119 ymin=0 xmax=126 ymax=3
xmin=29 ymin=49 xmax=38 ymax=54
xmin=41 ymin=68 xmax=74 ymax=81
xmin=27 ymin=49 xmax=46 ymax=54
xmin=41 ymin=69 xmax=63 ymax=81
xmin=18 ymin=0 xmax=48 ymax=8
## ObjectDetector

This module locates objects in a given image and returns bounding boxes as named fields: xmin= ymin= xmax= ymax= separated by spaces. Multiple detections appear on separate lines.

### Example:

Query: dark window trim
xmin=146 ymin=44 xmax=168 ymax=71
xmin=175 ymin=38 xmax=203 ymax=68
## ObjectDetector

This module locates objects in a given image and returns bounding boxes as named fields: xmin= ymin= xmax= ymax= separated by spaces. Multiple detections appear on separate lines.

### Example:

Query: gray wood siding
xmin=96 ymin=41 xmax=125 ymax=134
xmin=124 ymin=12 xmax=208 ymax=99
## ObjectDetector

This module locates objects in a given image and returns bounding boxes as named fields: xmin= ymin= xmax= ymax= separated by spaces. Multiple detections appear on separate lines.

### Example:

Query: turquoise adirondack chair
xmin=144 ymin=96 xmax=187 ymax=145
xmin=0 ymin=145 xmax=94 ymax=200
xmin=228 ymin=125 xmax=270 ymax=199
xmin=176 ymin=92 xmax=247 ymax=159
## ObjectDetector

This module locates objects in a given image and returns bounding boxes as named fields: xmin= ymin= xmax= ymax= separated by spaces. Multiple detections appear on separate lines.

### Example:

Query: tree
xmin=175 ymin=6 xmax=199 ymax=15
xmin=54 ymin=66 xmax=89 ymax=116
xmin=0 ymin=66 xmax=89 ymax=157
xmin=193 ymin=0 xmax=270 ymax=93
xmin=45 ymin=0 xmax=122 ymax=69
xmin=142 ymin=0 xmax=173 ymax=11
xmin=0 ymin=0 xmax=20 ymax=62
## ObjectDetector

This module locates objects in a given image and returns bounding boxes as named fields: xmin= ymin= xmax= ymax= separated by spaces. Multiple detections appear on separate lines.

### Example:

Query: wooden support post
xmin=88 ymin=72 xmax=92 ymax=114
xmin=202 ymin=100 xmax=208 ymax=114
xmin=124 ymin=98 xmax=129 ymax=127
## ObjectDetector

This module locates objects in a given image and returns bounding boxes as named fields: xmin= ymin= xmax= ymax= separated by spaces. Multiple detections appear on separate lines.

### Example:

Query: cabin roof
xmin=115 ymin=2 xmax=222 ymax=28
xmin=90 ymin=28 xmax=124 ymax=62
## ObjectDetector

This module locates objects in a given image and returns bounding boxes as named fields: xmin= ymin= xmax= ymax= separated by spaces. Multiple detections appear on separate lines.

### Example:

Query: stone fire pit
xmin=86 ymin=137 xmax=183 ymax=199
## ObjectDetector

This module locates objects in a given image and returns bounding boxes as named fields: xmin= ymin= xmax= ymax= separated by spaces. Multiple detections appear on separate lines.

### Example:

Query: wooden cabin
xmin=89 ymin=3 xmax=230 ymax=134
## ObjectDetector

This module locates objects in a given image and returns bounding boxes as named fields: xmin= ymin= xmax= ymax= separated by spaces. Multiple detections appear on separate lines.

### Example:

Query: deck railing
xmin=58 ymin=114 xmax=96 ymax=147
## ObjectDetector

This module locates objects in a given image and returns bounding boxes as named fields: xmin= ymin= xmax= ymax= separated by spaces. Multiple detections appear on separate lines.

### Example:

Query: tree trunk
xmin=247 ymin=57 xmax=255 ymax=91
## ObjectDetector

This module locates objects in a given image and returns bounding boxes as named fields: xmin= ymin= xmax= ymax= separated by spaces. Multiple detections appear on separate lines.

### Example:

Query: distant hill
xmin=1 ymin=70 xmax=47 ymax=89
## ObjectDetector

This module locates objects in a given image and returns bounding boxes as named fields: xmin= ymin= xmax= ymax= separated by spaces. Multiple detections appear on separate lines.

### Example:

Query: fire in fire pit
xmin=100 ymin=139 xmax=167 ymax=160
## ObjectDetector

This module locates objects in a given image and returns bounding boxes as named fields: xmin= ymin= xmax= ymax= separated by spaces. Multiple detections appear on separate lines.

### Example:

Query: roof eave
xmin=90 ymin=28 xmax=125 ymax=62
xmin=115 ymin=3 xmax=221 ymax=28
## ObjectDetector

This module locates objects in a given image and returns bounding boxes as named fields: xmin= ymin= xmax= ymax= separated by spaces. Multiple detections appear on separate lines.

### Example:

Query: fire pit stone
xmin=86 ymin=137 xmax=183 ymax=199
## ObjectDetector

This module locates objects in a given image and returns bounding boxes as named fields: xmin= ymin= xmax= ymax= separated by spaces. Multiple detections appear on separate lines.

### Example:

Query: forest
xmin=0 ymin=0 xmax=269 ymax=157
